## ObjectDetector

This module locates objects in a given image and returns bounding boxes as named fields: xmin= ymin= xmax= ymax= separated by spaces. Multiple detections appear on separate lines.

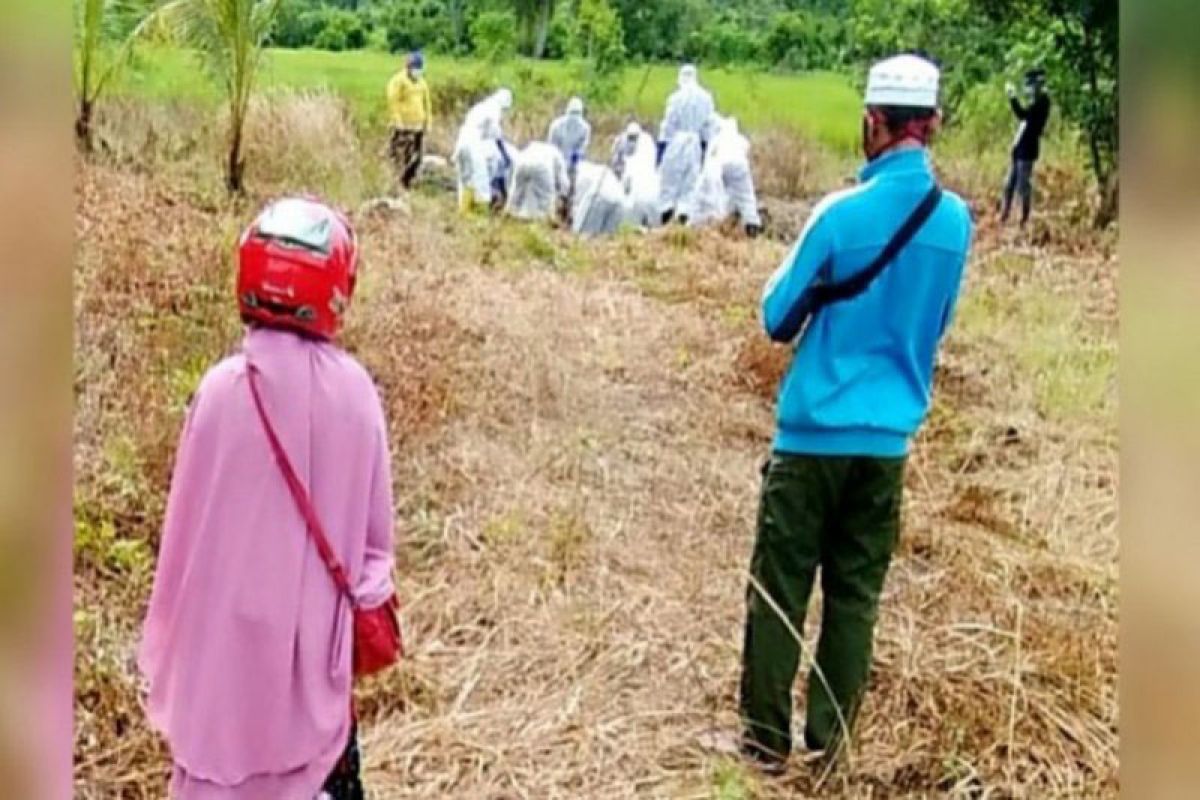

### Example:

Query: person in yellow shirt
xmin=386 ymin=51 xmax=433 ymax=190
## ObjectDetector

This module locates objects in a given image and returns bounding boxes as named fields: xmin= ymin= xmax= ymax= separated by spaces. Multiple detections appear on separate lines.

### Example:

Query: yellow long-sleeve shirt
xmin=387 ymin=71 xmax=433 ymax=131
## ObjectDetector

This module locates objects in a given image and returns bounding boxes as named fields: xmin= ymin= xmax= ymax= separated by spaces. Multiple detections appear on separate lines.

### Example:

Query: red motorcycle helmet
xmin=237 ymin=197 xmax=358 ymax=340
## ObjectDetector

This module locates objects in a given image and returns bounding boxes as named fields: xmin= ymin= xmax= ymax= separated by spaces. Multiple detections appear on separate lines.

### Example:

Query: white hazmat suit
xmin=453 ymin=88 xmax=513 ymax=209
xmin=658 ymin=65 xmax=716 ymax=218
xmin=616 ymin=123 xmax=661 ymax=228
xmin=682 ymin=116 xmax=761 ymax=230
xmin=572 ymin=162 xmax=628 ymax=236
xmin=548 ymin=97 xmax=591 ymax=168
xmin=505 ymin=142 xmax=571 ymax=221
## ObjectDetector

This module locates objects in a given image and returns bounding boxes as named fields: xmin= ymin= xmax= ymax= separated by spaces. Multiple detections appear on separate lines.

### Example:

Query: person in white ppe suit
xmin=615 ymin=122 xmax=661 ymax=228
xmin=657 ymin=64 xmax=716 ymax=224
xmin=610 ymin=120 xmax=641 ymax=180
xmin=548 ymin=97 xmax=591 ymax=177
xmin=683 ymin=115 xmax=763 ymax=235
xmin=571 ymin=161 xmax=628 ymax=236
xmin=453 ymin=88 xmax=514 ymax=212
xmin=505 ymin=141 xmax=571 ymax=222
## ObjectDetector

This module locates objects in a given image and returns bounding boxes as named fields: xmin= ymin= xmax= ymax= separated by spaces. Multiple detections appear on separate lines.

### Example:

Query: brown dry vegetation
xmin=75 ymin=91 xmax=1117 ymax=798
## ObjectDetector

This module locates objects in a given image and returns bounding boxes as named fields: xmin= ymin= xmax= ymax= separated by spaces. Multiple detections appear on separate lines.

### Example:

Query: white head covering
xmin=679 ymin=64 xmax=698 ymax=87
xmin=567 ymin=97 xmax=584 ymax=115
xmin=494 ymin=87 xmax=514 ymax=110
xmin=625 ymin=121 xmax=642 ymax=138
xmin=864 ymin=55 xmax=940 ymax=108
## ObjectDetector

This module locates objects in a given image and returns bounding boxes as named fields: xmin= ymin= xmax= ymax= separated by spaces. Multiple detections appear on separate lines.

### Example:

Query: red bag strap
xmin=246 ymin=363 xmax=356 ymax=605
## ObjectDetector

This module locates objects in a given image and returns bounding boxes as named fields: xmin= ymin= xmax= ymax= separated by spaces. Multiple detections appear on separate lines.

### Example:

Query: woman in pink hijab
xmin=139 ymin=197 xmax=396 ymax=799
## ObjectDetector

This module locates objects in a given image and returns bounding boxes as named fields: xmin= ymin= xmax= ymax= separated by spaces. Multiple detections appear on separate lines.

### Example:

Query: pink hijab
xmin=139 ymin=327 xmax=395 ymax=799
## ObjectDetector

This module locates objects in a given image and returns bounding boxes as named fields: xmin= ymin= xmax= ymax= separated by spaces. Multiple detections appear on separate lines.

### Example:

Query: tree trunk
xmin=76 ymin=98 xmax=94 ymax=153
xmin=1094 ymin=172 xmax=1118 ymax=229
xmin=534 ymin=0 xmax=554 ymax=59
xmin=227 ymin=122 xmax=245 ymax=194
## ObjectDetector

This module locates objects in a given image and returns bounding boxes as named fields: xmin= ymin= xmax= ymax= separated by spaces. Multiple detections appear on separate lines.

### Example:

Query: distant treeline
xmin=93 ymin=0 xmax=1115 ymax=220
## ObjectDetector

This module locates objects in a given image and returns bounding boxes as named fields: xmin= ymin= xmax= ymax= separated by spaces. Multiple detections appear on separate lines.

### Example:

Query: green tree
xmin=975 ymin=0 xmax=1117 ymax=226
xmin=155 ymin=0 xmax=282 ymax=193
xmin=380 ymin=0 xmax=450 ymax=54
xmin=73 ymin=0 xmax=159 ymax=151
xmin=311 ymin=7 xmax=367 ymax=50
xmin=571 ymin=0 xmax=625 ymax=101
xmin=268 ymin=0 xmax=322 ymax=47
xmin=471 ymin=9 xmax=518 ymax=64
xmin=686 ymin=18 xmax=762 ymax=66
xmin=764 ymin=11 xmax=844 ymax=70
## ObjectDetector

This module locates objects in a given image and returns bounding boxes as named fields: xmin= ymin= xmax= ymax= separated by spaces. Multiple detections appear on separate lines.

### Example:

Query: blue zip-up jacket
xmin=762 ymin=147 xmax=973 ymax=457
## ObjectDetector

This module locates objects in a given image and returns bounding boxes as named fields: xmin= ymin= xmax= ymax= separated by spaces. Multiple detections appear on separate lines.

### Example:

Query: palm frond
xmin=75 ymin=0 xmax=162 ymax=102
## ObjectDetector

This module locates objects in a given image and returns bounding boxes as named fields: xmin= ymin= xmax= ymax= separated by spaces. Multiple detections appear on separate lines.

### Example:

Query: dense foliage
xmin=78 ymin=0 xmax=1117 ymax=218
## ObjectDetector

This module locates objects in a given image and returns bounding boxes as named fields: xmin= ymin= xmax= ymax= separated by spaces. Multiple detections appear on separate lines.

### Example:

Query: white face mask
xmin=410 ymin=68 xmax=424 ymax=79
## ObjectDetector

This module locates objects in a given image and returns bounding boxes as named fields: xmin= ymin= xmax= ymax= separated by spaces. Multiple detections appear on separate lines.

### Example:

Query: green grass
xmin=709 ymin=759 xmax=757 ymax=800
xmin=114 ymin=46 xmax=862 ymax=152
xmin=955 ymin=256 xmax=1117 ymax=424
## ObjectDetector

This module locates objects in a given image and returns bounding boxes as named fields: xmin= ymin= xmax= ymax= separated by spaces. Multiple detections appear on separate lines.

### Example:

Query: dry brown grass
xmin=74 ymin=96 xmax=1117 ymax=799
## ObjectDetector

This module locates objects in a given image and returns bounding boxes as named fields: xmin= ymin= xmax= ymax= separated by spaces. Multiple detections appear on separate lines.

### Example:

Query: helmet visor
xmin=256 ymin=199 xmax=333 ymax=255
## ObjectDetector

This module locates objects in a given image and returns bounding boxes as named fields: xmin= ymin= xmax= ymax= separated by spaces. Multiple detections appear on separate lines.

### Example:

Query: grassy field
xmin=75 ymin=72 xmax=1117 ymax=798
xmin=114 ymin=46 xmax=863 ymax=152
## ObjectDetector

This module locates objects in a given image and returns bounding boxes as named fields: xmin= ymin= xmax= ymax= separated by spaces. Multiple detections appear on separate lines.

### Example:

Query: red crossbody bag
xmin=247 ymin=364 xmax=403 ymax=678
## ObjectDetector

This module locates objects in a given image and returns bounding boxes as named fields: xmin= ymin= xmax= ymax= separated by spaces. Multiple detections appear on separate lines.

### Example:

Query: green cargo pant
xmin=739 ymin=452 xmax=905 ymax=761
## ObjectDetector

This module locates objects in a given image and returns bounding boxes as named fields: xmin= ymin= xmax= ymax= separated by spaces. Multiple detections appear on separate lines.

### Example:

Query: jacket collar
xmin=859 ymin=147 xmax=932 ymax=182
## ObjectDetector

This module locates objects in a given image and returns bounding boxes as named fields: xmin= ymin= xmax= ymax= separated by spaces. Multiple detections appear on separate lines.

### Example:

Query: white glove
xmin=1005 ymin=82 xmax=1016 ymax=98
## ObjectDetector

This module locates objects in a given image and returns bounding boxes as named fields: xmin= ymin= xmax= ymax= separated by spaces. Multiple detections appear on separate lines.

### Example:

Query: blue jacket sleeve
xmin=761 ymin=212 xmax=833 ymax=343
xmin=937 ymin=214 xmax=974 ymax=338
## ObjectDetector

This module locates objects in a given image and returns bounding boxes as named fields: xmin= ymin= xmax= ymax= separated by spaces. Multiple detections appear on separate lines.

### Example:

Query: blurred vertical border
xmin=1121 ymin=0 xmax=1200 ymax=796
xmin=0 ymin=0 xmax=73 ymax=797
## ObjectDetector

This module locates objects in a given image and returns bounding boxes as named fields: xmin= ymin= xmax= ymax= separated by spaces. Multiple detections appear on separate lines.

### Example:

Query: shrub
xmin=764 ymin=12 xmax=843 ymax=71
xmin=687 ymin=20 xmax=762 ymax=67
xmin=270 ymin=0 xmax=325 ymax=48
xmin=471 ymin=10 xmax=519 ymax=64
xmin=382 ymin=0 xmax=449 ymax=54
xmin=311 ymin=9 xmax=368 ymax=52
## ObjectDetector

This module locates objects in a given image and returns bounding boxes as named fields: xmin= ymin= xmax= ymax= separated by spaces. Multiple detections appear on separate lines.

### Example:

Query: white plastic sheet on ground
xmin=505 ymin=142 xmax=570 ymax=221
xmin=571 ymin=162 xmax=628 ymax=236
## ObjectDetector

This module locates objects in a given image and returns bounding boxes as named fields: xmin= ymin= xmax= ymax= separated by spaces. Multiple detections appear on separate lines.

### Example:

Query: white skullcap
xmin=567 ymin=97 xmax=584 ymax=115
xmin=865 ymin=55 xmax=940 ymax=109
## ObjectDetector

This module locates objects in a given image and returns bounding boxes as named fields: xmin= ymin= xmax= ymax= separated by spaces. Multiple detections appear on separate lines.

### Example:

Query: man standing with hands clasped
xmin=736 ymin=54 xmax=973 ymax=774
xmin=386 ymin=51 xmax=433 ymax=192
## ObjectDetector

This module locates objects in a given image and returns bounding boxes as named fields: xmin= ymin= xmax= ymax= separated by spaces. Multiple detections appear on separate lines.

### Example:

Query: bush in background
xmin=381 ymin=0 xmax=452 ymax=54
xmin=311 ymin=8 xmax=368 ymax=52
xmin=471 ymin=10 xmax=519 ymax=64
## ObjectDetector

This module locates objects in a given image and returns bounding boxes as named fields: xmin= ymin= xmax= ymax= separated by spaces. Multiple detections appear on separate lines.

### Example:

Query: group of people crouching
xmin=453 ymin=65 xmax=762 ymax=237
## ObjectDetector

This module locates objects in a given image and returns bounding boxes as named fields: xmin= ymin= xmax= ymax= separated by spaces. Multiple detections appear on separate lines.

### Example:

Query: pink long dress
xmin=138 ymin=326 xmax=396 ymax=799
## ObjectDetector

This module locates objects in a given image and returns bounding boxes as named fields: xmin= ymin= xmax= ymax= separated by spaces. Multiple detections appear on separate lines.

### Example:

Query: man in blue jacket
xmin=738 ymin=54 xmax=973 ymax=771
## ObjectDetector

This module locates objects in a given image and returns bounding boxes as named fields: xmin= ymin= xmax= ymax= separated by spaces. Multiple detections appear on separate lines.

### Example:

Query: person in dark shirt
xmin=1001 ymin=68 xmax=1051 ymax=226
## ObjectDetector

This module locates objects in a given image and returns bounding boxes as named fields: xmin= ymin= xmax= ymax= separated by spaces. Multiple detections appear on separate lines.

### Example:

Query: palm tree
xmin=155 ymin=0 xmax=281 ymax=193
xmin=73 ymin=0 xmax=158 ymax=152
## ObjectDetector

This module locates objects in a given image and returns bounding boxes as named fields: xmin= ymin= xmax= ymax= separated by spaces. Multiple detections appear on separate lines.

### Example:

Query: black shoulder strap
xmin=807 ymin=183 xmax=943 ymax=311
